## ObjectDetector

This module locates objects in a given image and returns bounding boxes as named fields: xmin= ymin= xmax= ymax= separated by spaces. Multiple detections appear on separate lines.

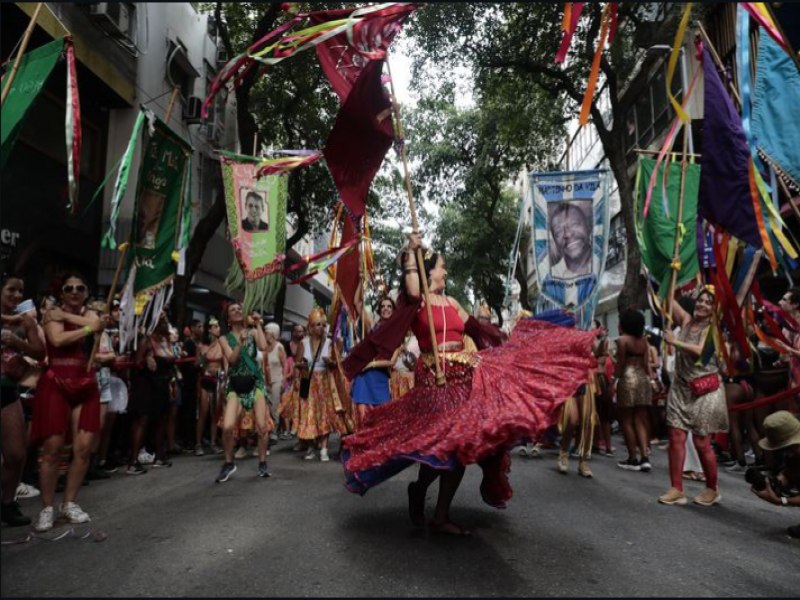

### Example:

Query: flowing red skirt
xmin=30 ymin=367 xmax=100 ymax=446
xmin=342 ymin=320 xmax=598 ymax=506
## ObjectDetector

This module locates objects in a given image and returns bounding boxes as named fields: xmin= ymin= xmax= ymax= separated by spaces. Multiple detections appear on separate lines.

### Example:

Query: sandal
xmin=429 ymin=521 xmax=471 ymax=536
xmin=407 ymin=482 xmax=426 ymax=527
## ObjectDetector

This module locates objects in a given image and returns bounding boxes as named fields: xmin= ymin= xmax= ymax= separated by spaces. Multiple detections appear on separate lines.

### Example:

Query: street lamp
xmin=646 ymin=44 xmax=695 ymax=154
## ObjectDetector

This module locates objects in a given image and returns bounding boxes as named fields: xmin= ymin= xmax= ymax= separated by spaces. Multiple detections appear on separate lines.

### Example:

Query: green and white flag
xmin=118 ymin=114 xmax=192 ymax=348
xmin=1 ymin=38 xmax=65 ymax=170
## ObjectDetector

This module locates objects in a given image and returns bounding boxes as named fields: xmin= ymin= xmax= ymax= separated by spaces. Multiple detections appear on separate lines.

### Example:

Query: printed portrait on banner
xmin=531 ymin=170 xmax=609 ymax=312
xmin=240 ymin=188 xmax=269 ymax=233
xmin=547 ymin=200 xmax=593 ymax=279
xmin=135 ymin=188 xmax=166 ymax=249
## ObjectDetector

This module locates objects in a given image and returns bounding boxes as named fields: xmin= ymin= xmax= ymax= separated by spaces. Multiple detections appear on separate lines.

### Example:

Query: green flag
xmin=635 ymin=157 xmax=701 ymax=297
xmin=1 ymin=37 xmax=65 ymax=170
xmin=124 ymin=116 xmax=192 ymax=312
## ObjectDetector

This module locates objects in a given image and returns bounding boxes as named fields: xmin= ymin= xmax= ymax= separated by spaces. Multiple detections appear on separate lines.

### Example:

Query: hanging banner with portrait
xmin=221 ymin=155 xmax=288 ymax=313
xmin=530 ymin=169 xmax=610 ymax=326
xmin=116 ymin=114 xmax=192 ymax=350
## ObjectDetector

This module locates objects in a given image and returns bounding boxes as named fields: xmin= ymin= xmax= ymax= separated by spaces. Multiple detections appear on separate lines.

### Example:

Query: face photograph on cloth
xmin=240 ymin=188 xmax=269 ymax=233
xmin=548 ymin=200 xmax=592 ymax=279
xmin=135 ymin=188 xmax=166 ymax=249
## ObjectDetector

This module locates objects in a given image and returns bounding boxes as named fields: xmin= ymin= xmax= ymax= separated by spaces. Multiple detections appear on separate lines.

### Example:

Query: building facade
xmin=1 ymin=2 xmax=332 ymax=333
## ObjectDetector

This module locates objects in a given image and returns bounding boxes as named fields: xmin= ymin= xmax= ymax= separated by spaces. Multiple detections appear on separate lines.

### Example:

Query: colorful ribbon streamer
xmin=666 ymin=3 xmax=692 ymax=124
xmin=579 ymin=3 xmax=610 ymax=127
xmin=555 ymin=2 xmax=585 ymax=63
xmin=65 ymin=39 xmax=81 ymax=215
xmin=741 ymin=2 xmax=793 ymax=59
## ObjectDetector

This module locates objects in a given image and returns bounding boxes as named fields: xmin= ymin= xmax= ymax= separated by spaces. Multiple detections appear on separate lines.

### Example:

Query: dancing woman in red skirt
xmin=341 ymin=233 xmax=599 ymax=535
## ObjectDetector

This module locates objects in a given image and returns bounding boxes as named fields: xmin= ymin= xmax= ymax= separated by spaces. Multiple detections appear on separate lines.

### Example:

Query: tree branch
xmin=483 ymin=57 xmax=611 ymax=140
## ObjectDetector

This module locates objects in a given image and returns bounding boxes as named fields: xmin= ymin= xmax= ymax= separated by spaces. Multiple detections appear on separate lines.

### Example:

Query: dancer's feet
xmin=407 ymin=482 xmax=426 ymax=527
xmin=429 ymin=520 xmax=470 ymax=536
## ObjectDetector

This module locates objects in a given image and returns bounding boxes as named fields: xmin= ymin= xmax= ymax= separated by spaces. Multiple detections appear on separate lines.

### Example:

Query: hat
xmin=758 ymin=411 xmax=800 ymax=451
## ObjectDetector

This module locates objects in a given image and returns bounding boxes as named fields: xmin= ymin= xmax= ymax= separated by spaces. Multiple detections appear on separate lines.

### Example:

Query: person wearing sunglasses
xmin=30 ymin=272 xmax=107 ymax=532
xmin=351 ymin=297 xmax=401 ymax=423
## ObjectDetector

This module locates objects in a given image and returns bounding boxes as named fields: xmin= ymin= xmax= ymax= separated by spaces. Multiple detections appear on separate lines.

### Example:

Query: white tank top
xmin=267 ymin=344 xmax=283 ymax=383
xmin=303 ymin=337 xmax=330 ymax=372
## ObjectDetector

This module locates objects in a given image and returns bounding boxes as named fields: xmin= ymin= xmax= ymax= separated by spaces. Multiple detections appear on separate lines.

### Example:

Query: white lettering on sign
xmin=1 ymin=229 xmax=21 ymax=246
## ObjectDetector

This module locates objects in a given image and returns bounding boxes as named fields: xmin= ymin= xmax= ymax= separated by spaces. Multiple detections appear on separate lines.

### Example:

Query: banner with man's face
xmin=530 ymin=169 xmax=609 ymax=312
xmin=127 ymin=117 xmax=192 ymax=297
xmin=221 ymin=157 xmax=287 ymax=312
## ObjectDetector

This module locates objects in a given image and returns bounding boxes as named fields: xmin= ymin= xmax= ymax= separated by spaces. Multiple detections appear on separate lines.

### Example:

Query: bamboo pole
xmin=697 ymin=22 xmax=743 ymax=108
xmin=1 ymin=3 xmax=45 ymax=105
xmin=634 ymin=148 xmax=701 ymax=159
xmin=87 ymin=243 xmax=129 ymax=372
xmin=386 ymin=57 xmax=445 ymax=385
xmin=665 ymin=118 xmax=691 ymax=326
xmin=164 ymin=86 xmax=181 ymax=125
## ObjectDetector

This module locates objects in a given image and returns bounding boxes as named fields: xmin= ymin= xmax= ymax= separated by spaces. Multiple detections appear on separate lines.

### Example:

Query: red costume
xmin=30 ymin=322 xmax=100 ymax=445
xmin=341 ymin=295 xmax=598 ymax=508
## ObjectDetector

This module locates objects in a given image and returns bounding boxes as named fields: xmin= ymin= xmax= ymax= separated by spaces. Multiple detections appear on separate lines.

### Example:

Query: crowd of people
xmin=1 ymin=253 xmax=798 ymax=539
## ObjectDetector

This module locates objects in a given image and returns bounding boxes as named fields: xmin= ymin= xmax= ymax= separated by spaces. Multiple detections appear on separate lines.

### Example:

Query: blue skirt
xmin=351 ymin=368 xmax=391 ymax=406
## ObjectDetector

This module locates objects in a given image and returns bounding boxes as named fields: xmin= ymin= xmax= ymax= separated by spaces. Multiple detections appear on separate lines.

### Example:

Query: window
xmin=166 ymin=39 xmax=199 ymax=101
xmin=605 ymin=215 xmax=626 ymax=270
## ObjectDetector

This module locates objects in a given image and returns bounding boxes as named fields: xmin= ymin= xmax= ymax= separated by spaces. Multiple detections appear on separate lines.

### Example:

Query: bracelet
xmin=404 ymin=267 xmax=419 ymax=273
xmin=83 ymin=325 xmax=93 ymax=337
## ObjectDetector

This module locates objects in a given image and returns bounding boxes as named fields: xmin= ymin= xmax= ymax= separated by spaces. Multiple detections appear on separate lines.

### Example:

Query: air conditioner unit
xmin=216 ymin=48 xmax=228 ymax=66
xmin=183 ymin=96 xmax=204 ymax=124
xmin=207 ymin=122 xmax=222 ymax=146
xmin=89 ymin=3 xmax=132 ymax=38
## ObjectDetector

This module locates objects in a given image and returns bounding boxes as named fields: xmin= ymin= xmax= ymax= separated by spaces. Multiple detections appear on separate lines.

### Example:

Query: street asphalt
xmin=2 ymin=436 xmax=798 ymax=597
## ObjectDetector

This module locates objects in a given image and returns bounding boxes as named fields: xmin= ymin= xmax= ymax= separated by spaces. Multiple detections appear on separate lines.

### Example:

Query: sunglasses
xmin=62 ymin=284 xmax=87 ymax=294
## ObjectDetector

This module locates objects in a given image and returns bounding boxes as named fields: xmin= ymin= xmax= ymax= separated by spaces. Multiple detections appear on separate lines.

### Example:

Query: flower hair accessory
xmin=424 ymin=247 xmax=434 ymax=261
xmin=208 ymin=317 xmax=219 ymax=326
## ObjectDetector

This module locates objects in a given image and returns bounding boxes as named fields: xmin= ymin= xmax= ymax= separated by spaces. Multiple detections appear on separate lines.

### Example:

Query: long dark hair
xmin=400 ymin=250 xmax=440 ymax=297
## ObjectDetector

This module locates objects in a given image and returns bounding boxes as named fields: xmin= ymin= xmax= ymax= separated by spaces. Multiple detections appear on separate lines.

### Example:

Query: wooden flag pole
xmin=87 ymin=242 xmax=129 ymax=372
xmin=385 ymin=57 xmax=445 ymax=385
xmin=164 ymin=86 xmax=181 ymax=125
xmin=665 ymin=123 xmax=691 ymax=327
xmin=1 ymin=2 xmax=45 ymax=105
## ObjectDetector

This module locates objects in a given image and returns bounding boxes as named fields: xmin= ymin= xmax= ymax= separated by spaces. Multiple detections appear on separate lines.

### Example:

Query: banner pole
xmin=164 ymin=86 xmax=181 ymax=125
xmin=87 ymin=242 xmax=129 ymax=372
xmin=386 ymin=56 xmax=445 ymax=386
xmin=1 ymin=3 xmax=45 ymax=105
xmin=666 ymin=121 xmax=691 ymax=326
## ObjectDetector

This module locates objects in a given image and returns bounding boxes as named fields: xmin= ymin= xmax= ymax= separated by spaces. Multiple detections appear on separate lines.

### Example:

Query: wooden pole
xmin=665 ymin=124 xmax=691 ymax=326
xmin=635 ymin=148 xmax=701 ymax=159
xmin=1 ymin=3 xmax=45 ymax=105
xmin=87 ymin=242 xmax=129 ymax=372
xmin=164 ymin=86 xmax=181 ymax=125
xmin=385 ymin=57 xmax=445 ymax=385
xmin=696 ymin=23 xmax=743 ymax=108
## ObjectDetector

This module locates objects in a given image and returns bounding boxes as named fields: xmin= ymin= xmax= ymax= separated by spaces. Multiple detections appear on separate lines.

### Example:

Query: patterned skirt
xmin=297 ymin=370 xmax=355 ymax=440
xmin=389 ymin=370 xmax=415 ymax=402
xmin=341 ymin=320 xmax=598 ymax=507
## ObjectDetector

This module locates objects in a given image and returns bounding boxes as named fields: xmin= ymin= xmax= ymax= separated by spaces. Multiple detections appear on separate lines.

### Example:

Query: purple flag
xmin=698 ymin=48 xmax=762 ymax=248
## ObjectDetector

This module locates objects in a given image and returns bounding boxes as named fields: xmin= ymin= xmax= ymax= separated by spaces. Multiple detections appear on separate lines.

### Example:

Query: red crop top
xmin=411 ymin=302 xmax=465 ymax=352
